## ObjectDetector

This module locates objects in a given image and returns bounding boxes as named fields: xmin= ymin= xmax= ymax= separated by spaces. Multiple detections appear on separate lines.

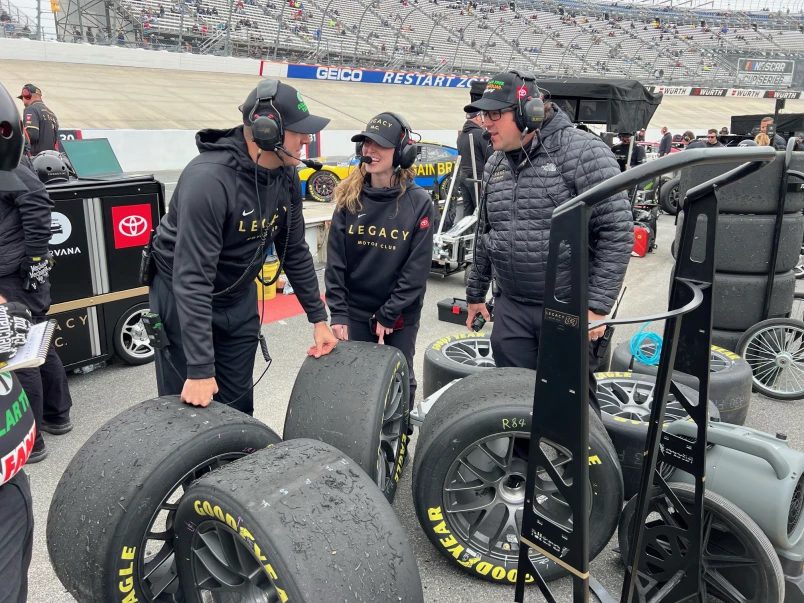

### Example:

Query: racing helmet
xmin=33 ymin=150 xmax=72 ymax=183
xmin=0 ymin=82 xmax=25 ymax=191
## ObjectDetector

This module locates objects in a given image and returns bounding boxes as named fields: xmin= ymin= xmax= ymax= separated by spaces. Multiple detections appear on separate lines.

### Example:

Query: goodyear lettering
xmin=191 ymin=500 xmax=289 ymax=602
xmin=393 ymin=433 xmax=407 ymax=483
xmin=427 ymin=507 xmax=534 ymax=583
xmin=118 ymin=546 xmax=139 ymax=603
xmin=711 ymin=345 xmax=739 ymax=361
xmin=589 ymin=454 xmax=602 ymax=465
xmin=431 ymin=331 xmax=485 ymax=352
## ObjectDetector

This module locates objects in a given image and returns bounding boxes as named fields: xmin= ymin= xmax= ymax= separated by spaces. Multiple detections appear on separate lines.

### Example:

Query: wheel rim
xmin=190 ymin=521 xmax=281 ymax=602
xmin=665 ymin=183 xmax=679 ymax=211
xmin=597 ymin=378 xmax=690 ymax=423
xmin=442 ymin=338 xmax=496 ymax=368
xmin=376 ymin=369 xmax=405 ymax=490
xmin=638 ymin=492 xmax=771 ymax=602
xmin=311 ymin=172 xmax=338 ymax=200
xmin=441 ymin=431 xmax=585 ymax=565
xmin=635 ymin=342 xmax=731 ymax=374
xmin=742 ymin=323 xmax=804 ymax=397
xmin=140 ymin=453 xmax=246 ymax=601
xmin=120 ymin=309 xmax=154 ymax=359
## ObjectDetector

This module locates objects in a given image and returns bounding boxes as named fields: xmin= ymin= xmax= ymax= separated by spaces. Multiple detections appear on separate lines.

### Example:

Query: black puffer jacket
xmin=466 ymin=106 xmax=633 ymax=314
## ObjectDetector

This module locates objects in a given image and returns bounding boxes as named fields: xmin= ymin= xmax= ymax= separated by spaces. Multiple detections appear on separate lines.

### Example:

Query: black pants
xmin=458 ymin=177 xmax=477 ymax=220
xmin=150 ymin=274 xmax=260 ymax=415
xmin=0 ymin=274 xmax=73 ymax=442
xmin=490 ymin=295 xmax=600 ymax=412
xmin=0 ymin=471 xmax=33 ymax=603
xmin=347 ymin=315 xmax=419 ymax=408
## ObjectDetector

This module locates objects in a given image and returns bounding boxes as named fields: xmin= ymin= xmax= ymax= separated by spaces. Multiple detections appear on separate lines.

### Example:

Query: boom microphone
xmin=277 ymin=146 xmax=323 ymax=171
xmin=358 ymin=155 xmax=374 ymax=164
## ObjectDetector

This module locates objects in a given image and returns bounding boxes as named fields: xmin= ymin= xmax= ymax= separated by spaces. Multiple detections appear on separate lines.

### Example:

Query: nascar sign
xmin=737 ymin=58 xmax=795 ymax=88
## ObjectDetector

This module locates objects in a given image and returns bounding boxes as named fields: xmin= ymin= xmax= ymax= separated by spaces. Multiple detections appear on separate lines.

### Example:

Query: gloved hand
xmin=0 ymin=302 xmax=32 ymax=362
xmin=20 ymin=254 xmax=51 ymax=291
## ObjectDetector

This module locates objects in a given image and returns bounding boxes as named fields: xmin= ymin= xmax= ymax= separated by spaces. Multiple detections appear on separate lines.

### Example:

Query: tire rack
xmin=513 ymin=147 xmax=777 ymax=603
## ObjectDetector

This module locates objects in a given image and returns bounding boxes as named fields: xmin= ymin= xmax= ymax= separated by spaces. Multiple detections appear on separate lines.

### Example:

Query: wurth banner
xmin=649 ymin=85 xmax=801 ymax=99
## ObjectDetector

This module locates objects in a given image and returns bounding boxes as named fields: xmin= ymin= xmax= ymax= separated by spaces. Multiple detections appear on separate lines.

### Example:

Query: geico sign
xmin=315 ymin=67 xmax=363 ymax=81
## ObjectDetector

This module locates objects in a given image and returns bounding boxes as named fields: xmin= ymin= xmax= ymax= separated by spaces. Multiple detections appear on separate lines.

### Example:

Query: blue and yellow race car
xmin=299 ymin=141 xmax=459 ymax=203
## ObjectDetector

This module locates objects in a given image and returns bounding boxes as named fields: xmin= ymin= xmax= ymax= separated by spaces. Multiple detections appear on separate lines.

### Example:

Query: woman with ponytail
xmin=325 ymin=112 xmax=435 ymax=405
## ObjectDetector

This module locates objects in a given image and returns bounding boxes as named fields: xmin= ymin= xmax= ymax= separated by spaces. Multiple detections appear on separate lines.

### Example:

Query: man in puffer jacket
xmin=464 ymin=71 xmax=633 ymax=407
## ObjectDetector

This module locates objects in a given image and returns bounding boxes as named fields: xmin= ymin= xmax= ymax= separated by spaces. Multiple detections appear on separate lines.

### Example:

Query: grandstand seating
xmin=48 ymin=0 xmax=804 ymax=86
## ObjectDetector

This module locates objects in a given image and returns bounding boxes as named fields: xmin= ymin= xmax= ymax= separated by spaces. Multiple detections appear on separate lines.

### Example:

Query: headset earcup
xmin=398 ymin=142 xmax=417 ymax=169
xmin=523 ymin=98 xmax=545 ymax=131
xmin=252 ymin=116 xmax=281 ymax=151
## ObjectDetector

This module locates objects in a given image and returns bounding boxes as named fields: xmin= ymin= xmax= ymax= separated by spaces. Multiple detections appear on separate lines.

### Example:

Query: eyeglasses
xmin=480 ymin=107 xmax=516 ymax=122
xmin=707 ymin=135 xmax=717 ymax=139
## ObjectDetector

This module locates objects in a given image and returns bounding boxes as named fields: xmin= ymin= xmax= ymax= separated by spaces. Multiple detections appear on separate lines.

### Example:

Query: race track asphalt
xmin=24 ymin=199 xmax=804 ymax=601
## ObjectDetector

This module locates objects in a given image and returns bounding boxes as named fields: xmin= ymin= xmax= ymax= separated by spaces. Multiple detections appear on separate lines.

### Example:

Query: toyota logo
xmin=118 ymin=215 xmax=148 ymax=237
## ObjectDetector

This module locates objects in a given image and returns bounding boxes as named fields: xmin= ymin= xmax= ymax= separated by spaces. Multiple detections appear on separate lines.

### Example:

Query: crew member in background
xmin=684 ymin=129 xmax=722 ymax=149
xmin=611 ymin=132 xmax=646 ymax=171
xmin=759 ymin=116 xmax=786 ymax=150
xmin=17 ymin=84 xmax=59 ymax=156
xmin=455 ymin=80 xmax=491 ymax=220
xmin=0 ymin=94 xmax=73 ymax=463
xmin=658 ymin=126 xmax=672 ymax=157
xmin=150 ymin=80 xmax=337 ymax=416
xmin=463 ymin=71 xmax=633 ymax=409
xmin=326 ymin=113 xmax=434 ymax=406
xmin=0 ymin=82 xmax=37 ymax=603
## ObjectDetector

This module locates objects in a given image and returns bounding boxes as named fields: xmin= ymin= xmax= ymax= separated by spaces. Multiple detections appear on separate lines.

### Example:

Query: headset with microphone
xmin=508 ymin=70 xmax=545 ymax=133
xmin=247 ymin=79 xmax=323 ymax=171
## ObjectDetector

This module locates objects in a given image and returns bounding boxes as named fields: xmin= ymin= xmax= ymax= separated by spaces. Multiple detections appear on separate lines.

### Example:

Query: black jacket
xmin=466 ymin=106 xmax=633 ymax=314
xmin=456 ymin=120 xmax=491 ymax=180
xmin=23 ymin=101 xmax=59 ymax=156
xmin=658 ymin=132 xmax=672 ymax=156
xmin=0 ymin=164 xmax=53 ymax=277
xmin=152 ymin=126 xmax=326 ymax=377
xmin=325 ymin=180 xmax=434 ymax=328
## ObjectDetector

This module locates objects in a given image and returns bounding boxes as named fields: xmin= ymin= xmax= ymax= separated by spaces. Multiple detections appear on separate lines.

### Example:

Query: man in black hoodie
xmin=150 ymin=80 xmax=337 ymax=415
xmin=455 ymin=80 xmax=491 ymax=220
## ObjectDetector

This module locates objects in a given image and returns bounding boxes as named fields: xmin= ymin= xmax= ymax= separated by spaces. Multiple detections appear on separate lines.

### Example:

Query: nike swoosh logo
xmin=242 ymin=209 xmax=255 ymax=216
xmin=358 ymin=213 xmax=366 ymax=218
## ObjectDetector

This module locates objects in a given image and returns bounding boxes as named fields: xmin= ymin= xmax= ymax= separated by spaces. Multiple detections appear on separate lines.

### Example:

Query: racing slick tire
xmin=595 ymin=371 xmax=720 ymax=499
xmin=659 ymin=176 xmax=680 ymax=215
xmin=283 ymin=341 xmax=410 ymax=503
xmin=113 ymin=302 xmax=155 ymax=365
xmin=675 ymin=212 xmax=804 ymax=274
xmin=713 ymin=271 xmax=795 ymax=331
xmin=422 ymin=331 xmax=495 ymax=397
xmin=610 ymin=342 xmax=752 ymax=425
xmin=307 ymin=169 xmax=340 ymax=203
xmin=174 ymin=439 xmax=424 ymax=602
xmin=412 ymin=369 xmax=623 ymax=584
xmin=618 ymin=483 xmax=785 ymax=603
xmin=46 ymin=396 xmax=280 ymax=603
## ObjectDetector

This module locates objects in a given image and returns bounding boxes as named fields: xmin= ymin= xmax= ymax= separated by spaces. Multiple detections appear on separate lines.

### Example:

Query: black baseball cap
xmin=17 ymin=84 xmax=41 ymax=99
xmin=241 ymin=81 xmax=330 ymax=134
xmin=469 ymin=79 xmax=487 ymax=103
xmin=464 ymin=71 xmax=539 ymax=113
xmin=351 ymin=113 xmax=406 ymax=149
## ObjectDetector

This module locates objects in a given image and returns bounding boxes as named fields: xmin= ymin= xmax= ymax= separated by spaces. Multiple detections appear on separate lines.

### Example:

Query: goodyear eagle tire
xmin=610 ymin=342 xmax=752 ymax=425
xmin=596 ymin=372 xmax=720 ymax=499
xmin=283 ymin=340 xmax=410 ymax=503
xmin=46 ymin=396 xmax=280 ymax=603
xmin=307 ymin=169 xmax=340 ymax=203
xmin=174 ymin=439 xmax=424 ymax=602
xmin=422 ymin=331 xmax=495 ymax=397
xmin=618 ymin=483 xmax=785 ymax=603
xmin=412 ymin=369 xmax=623 ymax=584
xmin=713 ymin=271 xmax=795 ymax=331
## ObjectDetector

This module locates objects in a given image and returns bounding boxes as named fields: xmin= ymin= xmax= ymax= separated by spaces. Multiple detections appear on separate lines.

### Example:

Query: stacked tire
xmin=675 ymin=150 xmax=804 ymax=351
